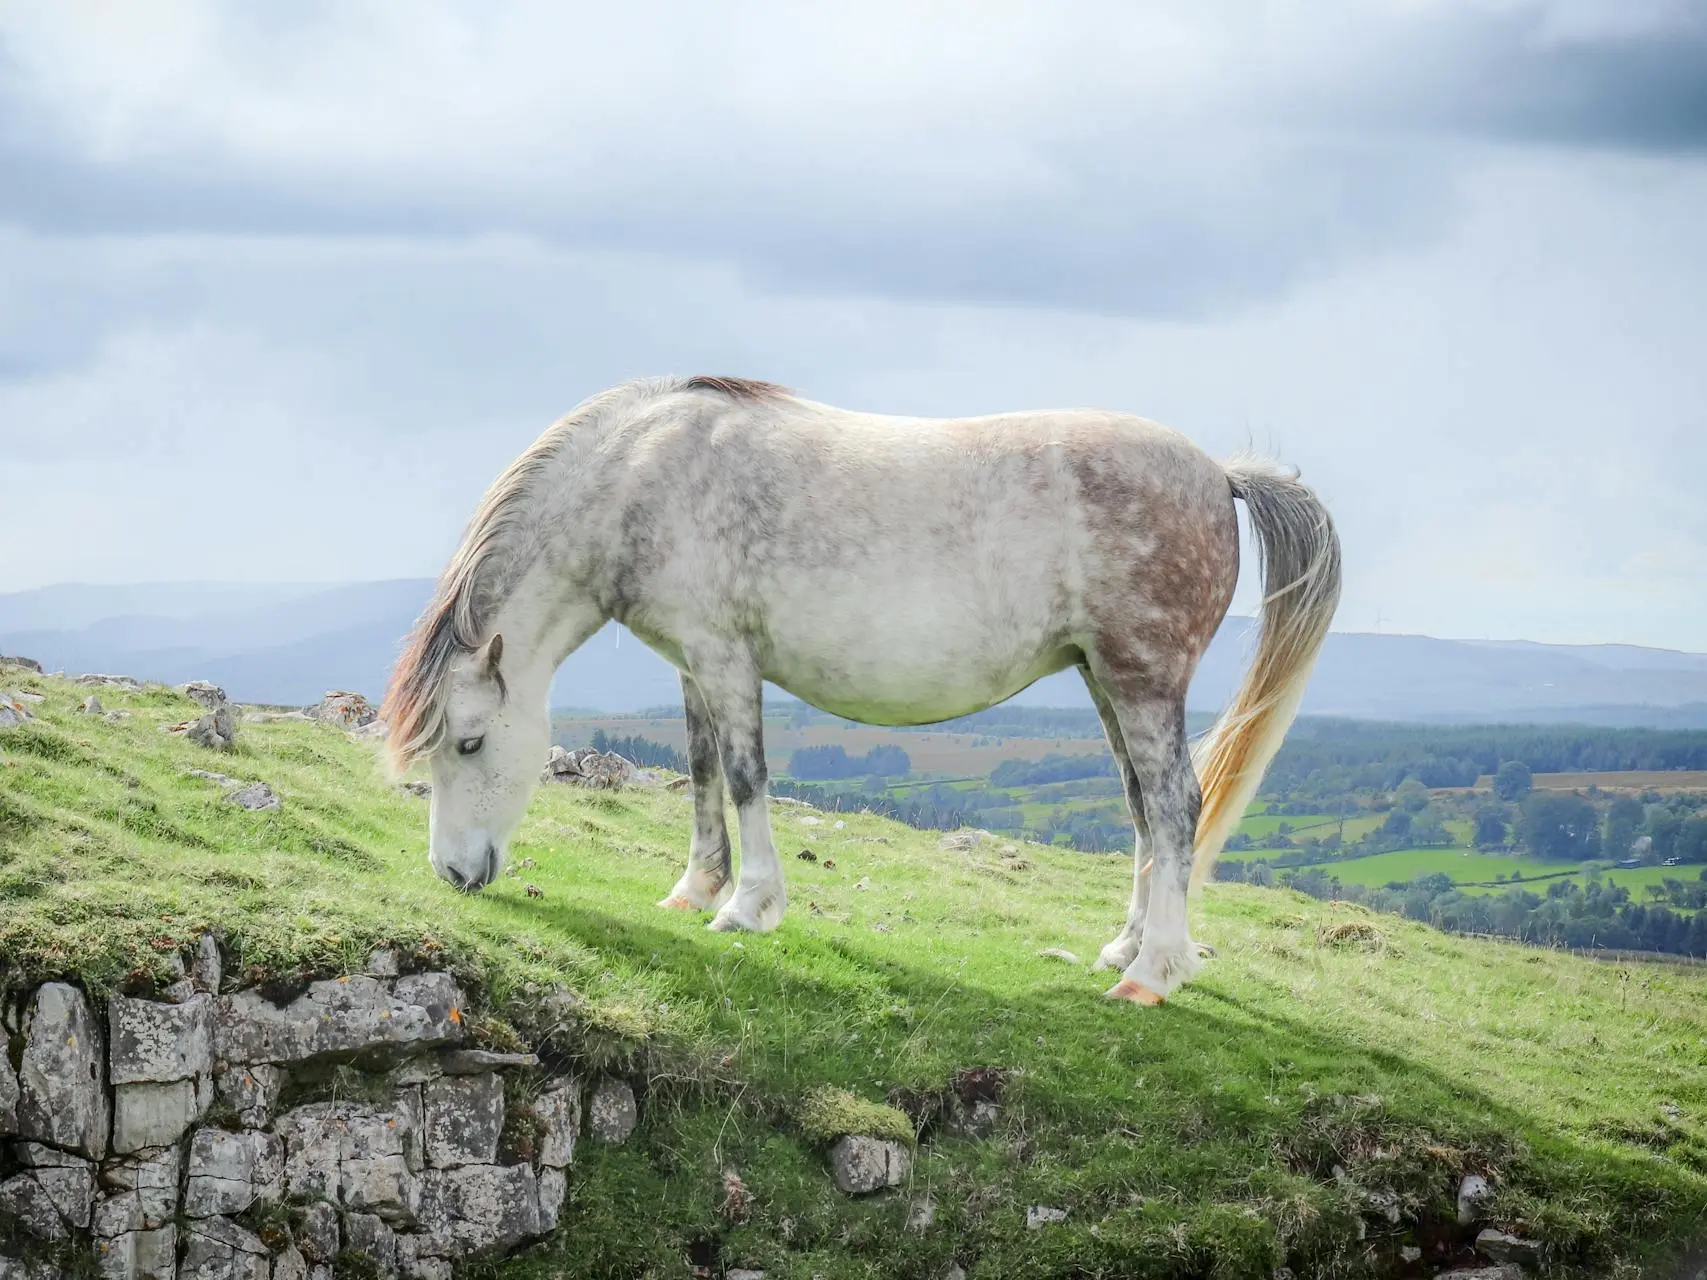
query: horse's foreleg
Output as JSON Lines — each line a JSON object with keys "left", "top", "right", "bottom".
{"left": 1094, "top": 681, "right": 1203, "bottom": 1005}
{"left": 1082, "top": 667, "right": 1153, "bottom": 974}
{"left": 687, "top": 651, "right": 787, "bottom": 934}
{"left": 658, "top": 674, "right": 734, "bottom": 912}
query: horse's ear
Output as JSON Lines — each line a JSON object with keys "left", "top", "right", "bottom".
{"left": 486, "top": 633, "right": 504, "bottom": 673}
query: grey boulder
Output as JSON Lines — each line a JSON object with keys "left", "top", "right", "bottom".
{"left": 827, "top": 1135, "right": 911, "bottom": 1195}
{"left": 18, "top": 982, "right": 110, "bottom": 1159}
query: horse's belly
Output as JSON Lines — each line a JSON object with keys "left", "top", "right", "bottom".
{"left": 759, "top": 591, "right": 1075, "bottom": 726}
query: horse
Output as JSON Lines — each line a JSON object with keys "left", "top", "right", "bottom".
{"left": 381, "top": 375, "right": 1341, "bottom": 1005}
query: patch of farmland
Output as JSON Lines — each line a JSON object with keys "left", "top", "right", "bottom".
{"left": 1471, "top": 770, "right": 1707, "bottom": 793}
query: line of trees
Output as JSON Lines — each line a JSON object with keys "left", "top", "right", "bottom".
{"left": 786, "top": 743, "right": 912, "bottom": 781}
{"left": 586, "top": 731, "right": 686, "bottom": 771}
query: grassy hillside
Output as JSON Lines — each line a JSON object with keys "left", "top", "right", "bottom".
{"left": 4, "top": 673, "right": 1707, "bottom": 1278}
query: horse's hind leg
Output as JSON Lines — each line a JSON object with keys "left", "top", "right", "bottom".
{"left": 1091, "top": 674, "right": 1203, "bottom": 1005}
{"left": 685, "top": 648, "right": 787, "bottom": 933}
{"left": 1080, "top": 665, "right": 1152, "bottom": 974}
{"left": 658, "top": 673, "right": 734, "bottom": 912}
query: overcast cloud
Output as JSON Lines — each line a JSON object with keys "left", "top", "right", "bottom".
{"left": 1, "top": 1, "right": 1703, "bottom": 648}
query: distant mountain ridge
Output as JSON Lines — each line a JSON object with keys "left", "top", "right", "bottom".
{"left": 3, "top": 580, "right": 1704, "bottom": 727}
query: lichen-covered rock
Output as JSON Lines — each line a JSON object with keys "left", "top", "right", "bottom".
{"left": 0, "top": 1155, "right": 94, "bottom": 1239}
{"left": 216, "top": 1063, "right": 287, "bottom": 1129}
{"left": 0, "top": 691, "right": 35, "bottom": 728}
{"left": 214, "top": 973, "right": 465, "bottom": 1065}
{"left": 186, "top": 702, "right": 238, "bottom": 752}
{"left": 343, "top": 1213, "right": 398, "bottom": 1271}
{"left": 109, "top": 993, "right": 213, "bottom": 1084}
{"left": 224, "top": 780, "right": 279, "bottom": 810}
{"left": 94, "top": 1223, "right": 178, "bottom": 1280}
{"left": 180, "top": 1216, "right": 270, "bottom": 1280}
{"left": 586, "top": 1076, "right": 637, "bottom": 1145}
{"left": 1475, "top": 1229, "right": 1543, "bottom": 1267}
{"left": 540, "top": 745, "right": 658, "bottom": 788}
{"left": 278, "top": 1098, "right": 422, "bottom": 1223}
{"left": 395, "top": 1236, "right": 452, "bottom": 1280}
{"left": 18, "top": 981, "right": 110, "bottom": 1159}
{"left": 190, "top": 933, "right": 223, "bottom": 994}
{"left": 271, "top": 1243, "right": 309, "bottom": 1280}
{"left": 185, "top": 1127, "right": 284, "bottom": 1217}
{"left": 827, "top": 1135, "right": 911, "bottom": 1195}
{"left": 1436, "top": 1268, "right": 1524, "bottom": 1280}
{"left": 438, "top": 1049, "right": 538, "bottom": 1075}
{"left": 296, "top": 1200, "right": 340, "bottom": 1264}
{"left": 538, "top": 1166, "right": 567, "bottom": 1233}
{"left": 534, "top": 1079, "right": 581, "bottom": 1168}
{"left": 181, "top": 681, "right": 228, "bottom": 710}
{"left": 423, "top": 1073, "right": 504, "bottom": 1169}
{"left": 96, "top": 1145, "right": 182, "bottom": 1234}
{"left": 1027, "top": 1205, "right": 1070, "bottom": 1229}
{"left": 311, "top": 690, "right": 378, "bottom": 728}
{"left": 112, "top": 1079, "right": 201, "bottom": 1154}
{"left": 416, "top": 1164, "right": 541, "bottom": 1259}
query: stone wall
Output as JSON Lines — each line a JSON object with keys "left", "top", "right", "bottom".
{"left": 1, "top": 942, "right": 633, "bottom": 1279}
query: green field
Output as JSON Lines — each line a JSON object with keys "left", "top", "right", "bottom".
{"left": 6, "top": 673, "right": 1707, "bottom": 1277}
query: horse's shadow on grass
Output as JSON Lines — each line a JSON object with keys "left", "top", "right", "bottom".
{"left": 480, "top": 892, "right": 1699, "bottom": 1223}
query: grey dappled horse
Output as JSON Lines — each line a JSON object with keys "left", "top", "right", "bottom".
{"left": 381, "top": 376, "right": 1340, "bottom": 1004}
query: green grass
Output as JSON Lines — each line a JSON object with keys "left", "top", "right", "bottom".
{"left": 4, "top": 673, "right": 1707, "bottom": 1278}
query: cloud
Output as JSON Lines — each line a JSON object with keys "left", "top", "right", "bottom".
{"left": 1, "top": 2, "right": 1702, "bottom": 316}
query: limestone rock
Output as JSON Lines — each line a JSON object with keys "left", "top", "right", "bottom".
{"left": 18, "top": 981, "right": 111, "bottom": 1159}
{"left": 186, "top": 702, "right": 238, "bottom": 752}
{"left": 110, "top": 993, "right": 213, "bottom": 1084}
{"left": 278, "top": 1098, "right": 422, "bottom": 1223}
{"left": 535, "top": 1079, "right": 581, "bottom": 1168}
{"left": 827, "top": 1135, "right": 911, "bottom": 1195}
{"left": 938, "top": 829, "right": 993, "bottom": 852}
{"left": 1027, "top": 1205, "right": 1070, "bottom": 1229}
{"left": 112, "top": 1079, "right": 200, "bottom": 1154}
{"left": 366, "top": 946, "right": 402, "bottom": 977}
{"left": 1457, "top": 1173, "right": 1495, "bottom": 1224}
{"left": 181, "top": 681, "right": 228, "bottom": 710}
{"left": 344, "top": 1213, "right": 397, "bottom": 1272}
{"left": 586, "top": 1076, "right": 637, "bottom": 1144}
{"left": 191, "top": 933, "right": 223, "bottom": 994}
{"left": 538, "top": 1166, "right": 567, "bottom": 1233}
{"left": 1476, "top": 1229, "right": 1543, "bottom": 1267}
{"left": 271, "top": 1244, "right": 309, "bottom": 1280}
{"left": 97, "top": 1145, "right": 182, "bottom": 1231}
{"left": 540, "top": 745, "right": 658, "bottom": 788}
{"left": 296, "top": 1200, "right": 340, "bottom": 1264}
{"left": 180, "top": 1216, "right": 270, "bottom": 1280}
{"left": 82, "top": 694, "right": 104, "bottom": 715}
{"left": 215, "top": 1063, "right": 286, "bottom": 1128}
{"left": 185, "top": 1127, "right": 284, "bottom": 1217}
{"left": 1437, "top": 1269, "right": 1524, "bottom": 1280}
{"left": 424, "top": 1072, "right": 504, "bottom": 1168}
{"left": 75, "top": 674, "right": 141, "bottom": 688}
{"left": 311, "top": 690, "right": 378, "bottom": 728}
{"left": 214, "top": 972, "right": 465, "bottom": 1065}
{"left": 728, "top": 1271, "right": 767, "bottom": 1280}
{"left": 225, "top": 780, "right": 280, "bottom": 811}
{"left": 417, "top": 1164, "right": 541, "bottom": 1258}
{"left": 0, "top": 1156, "right": 94, "bottom": 1239}
{"left": 946, "top": 1098, "right": 1000, "bottom": 1139}
{"left": 94, "top": 1224, "right": 178, "bottom": 1280}
{"left": 395, "top": 1236, "right": 453, "bottom": 1280}
{"left": 0, "top": 692, "right": 35, "bottom": 728}
{"left": 0, "top": 655, "right": 42, "bottom": 672}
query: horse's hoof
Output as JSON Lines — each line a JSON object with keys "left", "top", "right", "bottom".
{"left": 657, "top": 895, "right": 701, "bottom": 911}
{"left": 707, "top": 912, "right": 755, "bottom": 933}
{"left": 1104, "top": 978, "right": 1165, "bottom": 1006}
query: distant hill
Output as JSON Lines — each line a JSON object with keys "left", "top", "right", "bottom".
{"left": 4, "top": 580, "right": 1705, "bottom": 726}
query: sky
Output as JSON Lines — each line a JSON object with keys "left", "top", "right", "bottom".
{"left": 1, "top": 1, "right": 1704, "bottom": 649}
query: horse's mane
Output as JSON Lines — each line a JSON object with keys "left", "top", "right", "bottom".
{"left": 381, "top": 375, "right": 790, "bottom": 771}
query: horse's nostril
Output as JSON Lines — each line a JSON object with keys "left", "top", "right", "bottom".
{"left": 445, "top": 866, "right": 467, "bottom": 889}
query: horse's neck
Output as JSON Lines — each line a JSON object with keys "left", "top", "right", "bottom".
{"left": 488, "top": 560, "right": 605, "bottom": 699}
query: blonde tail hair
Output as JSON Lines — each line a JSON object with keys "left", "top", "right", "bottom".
{"left": 1189, "top": 458, "right": 1342, "bottom": 891}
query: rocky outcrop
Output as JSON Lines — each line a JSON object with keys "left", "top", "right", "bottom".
{"left": 0, "top": 963, "right": 614, "bottom": 1277}
{"left": 540, "top": 745, "right": 661, "bottom": 789}
{"left": 309, "top": 691, "right": 378, "bottom": 729}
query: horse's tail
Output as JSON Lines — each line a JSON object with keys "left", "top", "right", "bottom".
{"left": 1188, "top": 457, "right": 1342, "bottom": 891}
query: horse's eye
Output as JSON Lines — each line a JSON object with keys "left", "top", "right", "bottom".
{"left": 456, "top": 736, "right": 485, "bottom": 756}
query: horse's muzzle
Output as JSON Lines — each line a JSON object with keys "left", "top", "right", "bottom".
{"left": 444, "top": 845, "right": 498, "bottom": 893}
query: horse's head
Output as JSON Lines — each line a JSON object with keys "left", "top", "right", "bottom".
{"left": 426, "top": 633, "right": 548, "bottom": 892}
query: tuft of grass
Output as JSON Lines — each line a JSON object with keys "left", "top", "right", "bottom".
{"left": 3, "top": 671, "right": 1707, "bottom": 1277}
{"left": 796, "top": 1085, "right": 916, "bottom": 1147}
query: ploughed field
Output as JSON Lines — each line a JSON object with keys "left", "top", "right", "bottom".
{"left": 3, "top": 672, "right": 1707, "bottom": 1278}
